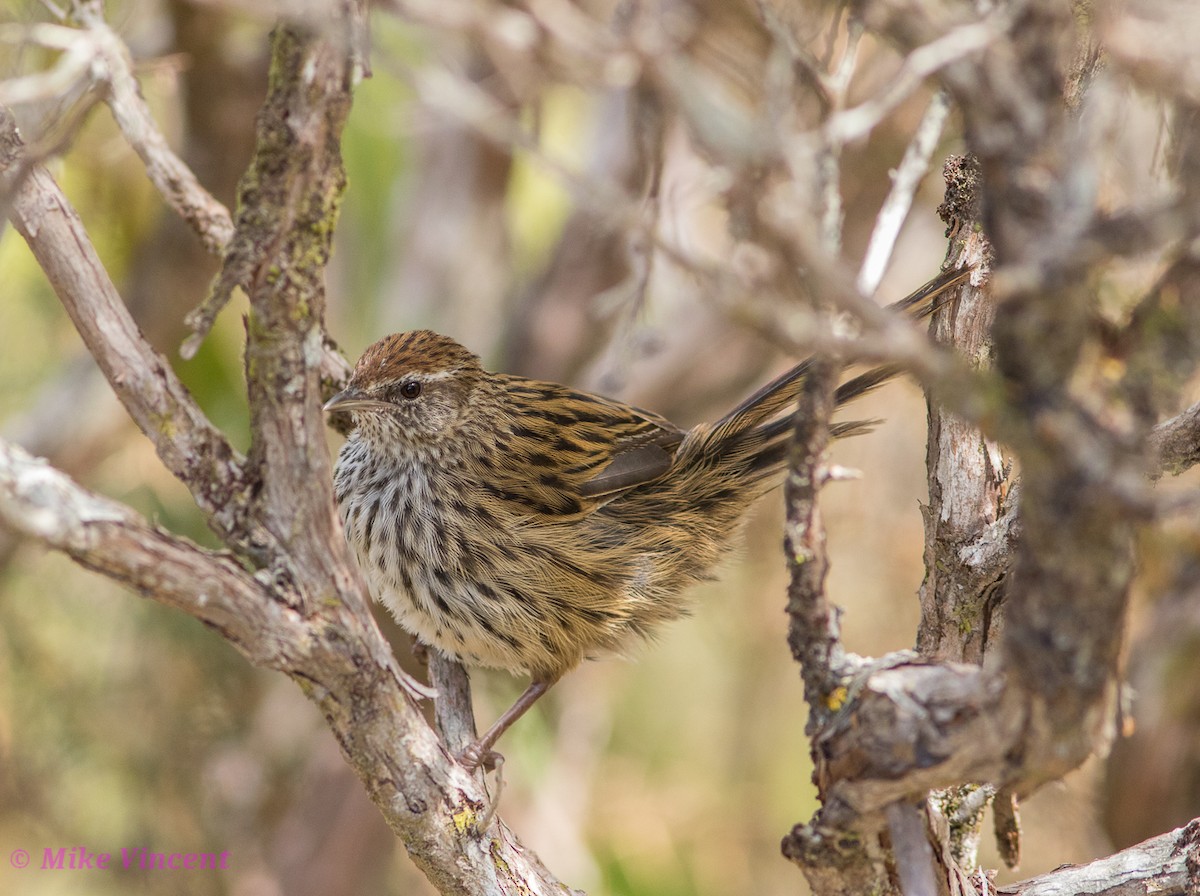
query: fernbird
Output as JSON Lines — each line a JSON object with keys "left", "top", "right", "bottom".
{"left": 326, "top": 268, "right": 967, "bottom": 768}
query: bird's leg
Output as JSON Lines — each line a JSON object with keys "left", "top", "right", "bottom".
{"left": 459, "top": 676, "right": 557, "bottom": 771}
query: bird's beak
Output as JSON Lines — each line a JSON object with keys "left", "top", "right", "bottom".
{"left": 324, "top": 386, "right": 383, "bottom": 414}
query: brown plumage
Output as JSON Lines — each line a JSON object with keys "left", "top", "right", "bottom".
{"left": 326, "top": 268, "right": 968, "bottom": 766}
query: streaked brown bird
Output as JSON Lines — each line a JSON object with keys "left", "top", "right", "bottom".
{"left": 326, "top": 268, "right": 967, "bottom": 767}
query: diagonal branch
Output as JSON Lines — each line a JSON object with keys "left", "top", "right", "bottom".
{"left": 997, "top": 820, "right": 1200, "bottom": 896}
{"left": 70, "top": 1, "right": 236, "bottom": 255}
{"left": 1151, "top": 399, "right": 1200, "bottom": 476}
{"left": 0, "top": 438, "right": 287, "bottom": 659}
{"left": 0, "top": 107, "right": 256, "bottom": 551}
{"left": 0, "top": 13, "right": 235, "bottom": 255}
{"left": 857, "top": 89, "right": 952, "bottom": 298}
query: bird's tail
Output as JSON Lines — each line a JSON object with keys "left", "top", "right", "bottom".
{"left": 679, "top": 265, "right": 972, "bottom": 482}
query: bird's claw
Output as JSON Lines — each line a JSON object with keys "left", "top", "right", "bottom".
{"left": 399, "top": 670, "right": 437, "bottom": 701}
{"left": 458, "top": 743, "right": 503, "bottom": 772}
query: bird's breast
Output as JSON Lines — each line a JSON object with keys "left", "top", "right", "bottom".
{"left": 334, "top": 444, "right": 548, "bottom": 672}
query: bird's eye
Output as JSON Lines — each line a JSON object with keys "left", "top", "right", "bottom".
{"left": 399, "top": 380, "right": 422, "bottom": 400}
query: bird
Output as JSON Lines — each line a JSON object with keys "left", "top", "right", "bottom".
{"left": 325, "top": 267, "right": 968, "bottom": 768}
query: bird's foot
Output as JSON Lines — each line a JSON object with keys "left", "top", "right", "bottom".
{"left": 458, "top": 742, "right": 504, "bottom": 772}
{"left": 399, "top": 669, "right": 437, "bottom": 701}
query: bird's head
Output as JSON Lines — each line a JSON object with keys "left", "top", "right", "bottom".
{"left": 325, "top": 330, "right": 488, "bottom": 450}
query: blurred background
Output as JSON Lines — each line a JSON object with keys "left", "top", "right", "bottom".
{"left": 0, "top": 1, "right": 1193, "bottom": 894}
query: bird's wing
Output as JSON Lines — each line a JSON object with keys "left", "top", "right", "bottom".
{"left": 486, "top": 376, "right": 685, "bottom": 517}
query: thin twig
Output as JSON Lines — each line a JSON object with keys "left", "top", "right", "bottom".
{"left": 4, "top": 14, "right": 236, "bottom": 255}
{"left": 858, "top": 89, "right": 951, "bottom": 297}
{"left": 824, "top": 13, "right": 1004, "bottom": 146}
{"left": 83, "top": 14, "right": 235, "bottom": 254}
{"left": 817, "top": 19, "right": 863, "bottom": 254}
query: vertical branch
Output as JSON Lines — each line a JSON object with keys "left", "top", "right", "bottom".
{"left": 887, "top": 802, "right": 940, "bottom": 896}
{"left": 783, "top": 360, "right": 894, "bottom": 896}
{"left": 227, "top": 17, "right": 363, "bottom": 591}
{"left": 783, "top": 356, "right": 843, "bottom": 730}
{"left": 430, "top": 650, "right": 480, "bottom": 757}
{"left": 782, "top": 16, "right": 860, "bottom": 722}
{"left": 981, "top": 28, "right": 1139, "bottom": 796}
{"left": 816, "top": 21, "right": 862, "bottom": 254}
{"left": 918, "top": 155, "right": 1009, "bottom": 665}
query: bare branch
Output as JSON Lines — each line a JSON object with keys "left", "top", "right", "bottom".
{"left": 2, "top": 16, "right": 235, "bottom": 254}
{"left": 227, "top": 16, "right": 363, "bottom": 593}
{"left": 857, "top": 89, "right": 951, "bottom": 297}
{"left": 0, "top": 23, "right": 96, "bottom": 105}
{"left": 0, "top": 440, "right": 570, "bottom": 895}
{"left": 430, "top": 651, "right": 481, "bottom": 758}
{"left": 996, "top": 820, "right": 1200, "bottom": 896}
{"left": 80, "top": 12, "right": 235, "bottom": 254}
{"left": 783, "top": 354, "right": 845, "bottom": 724}
{"left": 0, "top": 437, "right": 281, "bottom": 655}
{"left": 815, "top": 19, "right": 862, "bottom": 253}
{"left": 0, "top": 107, "right": 254, "bottom": 549}
{"left": 812, "top": 662, "right": 1016, "bottom": 823}
{"left": 823, "top": 13, "right": 1004, "bottom": 146}
{"left": 919, "top": 155, "right": 1009, "bottom": 665}
{"left": 886, "top": 801, "right": 940, "bottom": 896}
{"left": 1151, "top": 400, "right": 1200, "bottom": 477}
